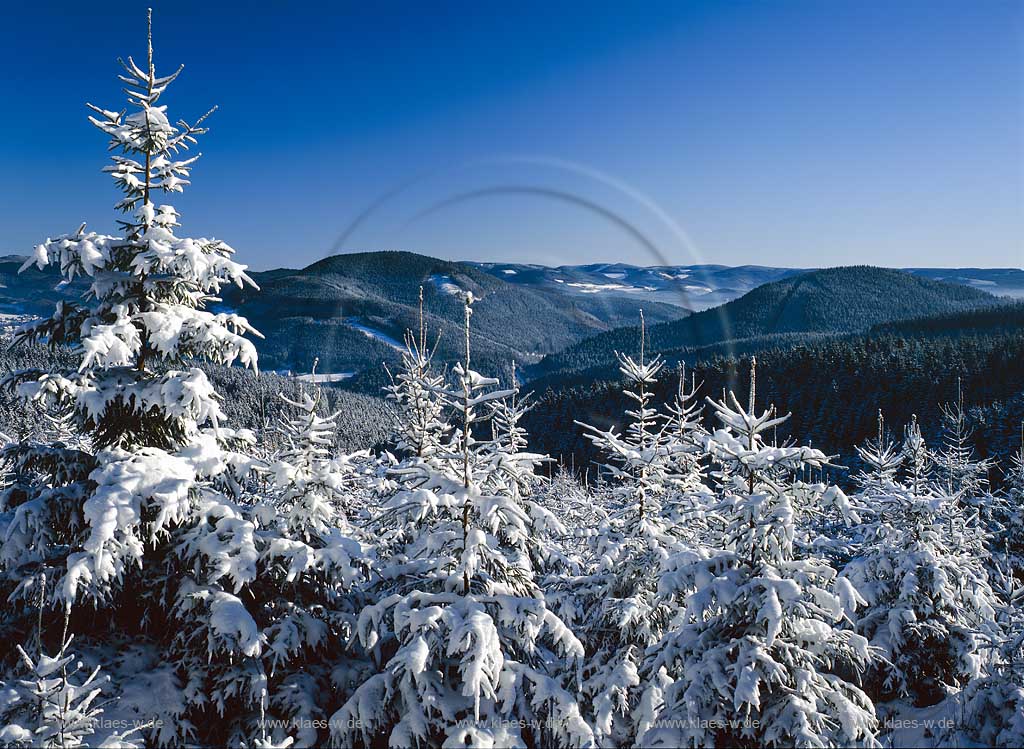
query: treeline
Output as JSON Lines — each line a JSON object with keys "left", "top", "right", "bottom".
{"left": 525, "top": 329, "right": 1024, "bottom": 488}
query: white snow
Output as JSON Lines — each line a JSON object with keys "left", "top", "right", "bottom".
{"left": 565, "top": 281, "right": 654, "bottom": 294}
{"left": 294, "top": 372, "right": 354, "bottom": 383}
{"left": 0, "top": 313, "right": 35, "bottom": 337}
{"left": 428, "top": 274, "right": 463, "bottom": 296}
{"left": 345, "top": 318, "right": 405, "bottom": 351}
{"left": 501, "top": 269, "right": 517, "bottom": 275}
{"left": 207, "top": 590, "right": 262, "bottom": 657}
{"left": 877, "top": 699, "right": 963, "bottom": 748}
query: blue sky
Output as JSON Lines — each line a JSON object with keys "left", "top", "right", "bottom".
{"left": 1, "top": 0, "right": 1021, "bottom": 270}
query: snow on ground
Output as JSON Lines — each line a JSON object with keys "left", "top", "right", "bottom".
{"left": 565, "top": 281, "right": 656, "bottom": 294}
{"left": 501, "top": 269, "right": 517, "bottom": 275}
{"left": 345, "top": 317, "right": 405, "bottom": 351}
{"left": 428, "top": 274, "right": 463, "bottom": 296}
{"left": 294, "top": 372, "right": 354, "bottom": 383}
{"left": 602, "top": 272, "right": 626, "bottom": 279}
{"left": 876, "top": 697, "right": 980, "bottom": 749}
{"left": 0, "top": 312, "right": 35, "bottom": 337}
{"left": 81, "top": 641, "right": 185, "bottom": 748}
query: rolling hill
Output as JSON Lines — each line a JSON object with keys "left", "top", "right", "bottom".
{"left": 471, "top": 262, "right": 1024, "bottom": 311}
{"left": 523, "top": 308, "right": 1024, "bottom": 489}
{"left": 1, "top": 251, "right": 689, "bottom": 383}
{"left": 530, "top": 266, "right": 1002, "bottom": 383}
{"left": 468, "top": 262, "right": 809, "bottom": 310}
{"left": 3, "top": 251, "right": 1017, "bottom": 393}
{"left": 216, "top": 251, "right": 688, "bottom": 382}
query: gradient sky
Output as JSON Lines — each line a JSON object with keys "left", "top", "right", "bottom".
{"left": 1, "top": 0, "right": 1021, "bottom": 270}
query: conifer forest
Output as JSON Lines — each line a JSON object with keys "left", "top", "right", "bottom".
{"left": 1, "top": 10, "right": 1022, "bottom": 749}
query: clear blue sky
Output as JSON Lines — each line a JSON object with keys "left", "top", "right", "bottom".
{"left": 1, "top": 0, "right": 1021, "bottom": 270}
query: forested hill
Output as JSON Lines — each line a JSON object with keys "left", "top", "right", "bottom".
{"left": 214, "top": 250, "right": 689, "bottom": 381}
{"left": 531, "top": 266, "right": 999, "bottom": 381}
{"left": 871, "top": 299, "right": 1024, "bottom": 337}
{"left": 1, "top": 250, "right": 685, "bottom": 383}
{"left": 524, "top": 309, "right": 1024, "bottom": 490}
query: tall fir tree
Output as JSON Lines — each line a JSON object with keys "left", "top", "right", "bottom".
{"left": 842, "top": 413, "right": 997, "bottom": 706}
{"left": 641, "top": 359, "right": 879, "bottom": 748}
{"left": 2, "top": 7, "right": 260, "bottom": 606}
{"left": 383, "top": 287, "right": 448, "bottom": 464}
{"left": 933, "top": 378, "right": 991, "bottom": 499}
{"left": 333, "top": 294, "right": 594, "bottom": 748}
{"left": 0, "top": 14, "right": 367, "bottom": 746}
{"left": 561, "top": 320, "right": 711, "bottom": 746}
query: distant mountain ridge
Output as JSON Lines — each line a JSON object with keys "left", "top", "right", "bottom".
{"left": 470, "top": 261, "right": 1024, "bottom": 311}
{"left": 531, "top": 265, "right": 1002, "bottom": 383}
{"left": 468, "top": 261, "right": 809, "bottom": 310}
{"left": 216, "top": 251, "right": 688, "bottom": 381}
{"left": 1, "top": 250, "right": 685, "bottom": 374}
{"left": 2, "top": 250, "right": 1018, "bottom": 387}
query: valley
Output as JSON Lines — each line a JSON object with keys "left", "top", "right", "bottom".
{"left": 4, "top": 250, "right": 1021, "bottom": 392}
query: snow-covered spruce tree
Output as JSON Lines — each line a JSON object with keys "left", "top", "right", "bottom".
{"left": 575, "top": 312, "right": 678, "bottom": 523}
{"left": 640, "top": 359, "right": 878, "bottom": 748}
{"left": 663, "top": 362, "right": 708, "bottom": 496}
{"left": 900, "top": 413, "right": 932, "bottom": 497}
{"left": 166, "top": 438, "right": 372, "bottom": 746}
{"left": 271, "top": 360, "right": 352, "bottom": 539}
{"left": 960, "top": 563, "right": 1024, "bottom": 747}
{"left": 0, "top": 630, "right": 122, "bottom": 749}
{"left": 488, "top": 360, "right": 530, "bottom": 465}
{"left": 853, "top": 410, "right": 904, "bottom": 495}
{"left": 553, "top": 318, "right": 710, "bottom": 747}
{"left": 529, "top": 466, "right": 610, "bottom": 576}
{"left": 841, "top": 418, "right": 997, "bottom": 706}
{"left": 383, "top": 286, "right": 448, "bottom": 463}
{"left": 933, "top": 378, "right": 991, "bottom": 499}
{"left": 332, "top": 293, "right": 593, "bottom": 749}
{"left": 2, "top": 6, "right": 259, "bottom": 608}
{"left": 0, "top": 15, "right": 368, "bottom": 747}
{"left": 1007, "top": 423, "right": 1024, "bottom": 493}
{"left": 485, "top": 360, "right": 571, "bottom": 576}
{"left": 994, "top": 424, "right": 1024, "bottom": 572}
{"left": 0, "top": 577, "right": 146, "bottom": 748}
